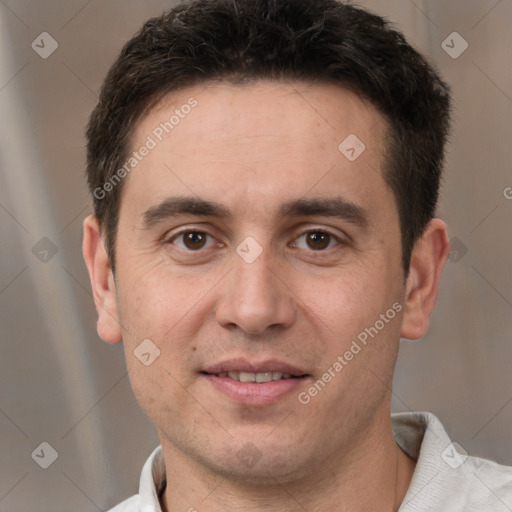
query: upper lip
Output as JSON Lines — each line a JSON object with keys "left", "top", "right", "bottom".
{"left": 203, "top": 358, "right": 308, "bottom": 377}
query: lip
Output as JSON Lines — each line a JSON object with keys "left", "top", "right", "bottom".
{"left": 201, "top": 358, "right": 310, "bottom": 406}
{"left": 203, "top": 358, "right": 308, "bottom": 376}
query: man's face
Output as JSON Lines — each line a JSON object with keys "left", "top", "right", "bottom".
{"left": 111, "top": 81, "right": 407, "bottom": 481}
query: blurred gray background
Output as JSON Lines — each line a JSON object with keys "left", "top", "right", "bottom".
{"left": 1, "top": 0, "right": 511, "bottom": 510}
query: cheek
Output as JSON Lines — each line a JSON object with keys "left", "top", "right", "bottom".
{"left": 115, "top": 259, "right": 196, "bottom": 339}
{"left": 118, "top": 274, "right": 203, "bottom": 420}
{"left": 115, "top": 266, "right": 217, "bottom": 380}
{"left": 298, "top": 265, "right": 389, "bottom": 331}
{"left": 296, "top": 258, "right": 403, "bottom": 379}
{"left": 126, "top": 356, "right": 194, "bottom": 435}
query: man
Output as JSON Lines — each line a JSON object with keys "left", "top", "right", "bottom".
{"left": 82, "top": 0, "right": 512, "bottom": 510}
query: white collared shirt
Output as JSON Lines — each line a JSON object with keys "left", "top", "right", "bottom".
{"left": 107, "top": 412, "right": 512, "bottom": 511}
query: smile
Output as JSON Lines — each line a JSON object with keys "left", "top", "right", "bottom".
{"left": 201, "top": 361, "right": 310, "bottom": 405}
{"left": 206, "top": 371, "right": 298, "bottom": 382}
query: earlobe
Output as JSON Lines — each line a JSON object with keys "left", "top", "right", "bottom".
{"left": 82, "top": 214, "right": 123, "bottom": 344}
{"left": 400, "top": 218, "right": 450, "bottom": 341}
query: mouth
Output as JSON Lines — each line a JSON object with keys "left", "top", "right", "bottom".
{"left": 202, "top": 371, "right": 303, "bottom": 383}
{"left": 201, "top": 360, "right": 310, "bottom": 405}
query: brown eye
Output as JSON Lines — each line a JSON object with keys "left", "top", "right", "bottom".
{"left": 291, "top": 230, "right": 341, "bottom": 252}
{"left": 170, "top": 231, "right": 215, "bottom": 251}
{"left": 183, "top": 232, "right": 207, "bottom": 250}
{"left": 305, "top": 232, "right": 331, "bottom": 250}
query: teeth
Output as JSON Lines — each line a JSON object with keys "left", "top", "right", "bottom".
{"left": 256, "top": 372, "right": 273, "bottom": 383}
{"left": 217, "top": 371, "right": 295, "bottom": 382}
{"left": 239, "top": 371, "right": 256, "bottom": 383}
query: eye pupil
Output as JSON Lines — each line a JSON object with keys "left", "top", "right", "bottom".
{"left": 184, "top": 232, "right": 206, "bottom": 249}
{"left": 307, "top": 232, "right": 330, "bottom": 250}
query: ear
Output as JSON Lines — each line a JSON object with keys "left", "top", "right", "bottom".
{"left": 400, "top": 218, "right": 450, "bottom": 340}
{"left": 82, "top": 214, "right": 123, "bottom": 344}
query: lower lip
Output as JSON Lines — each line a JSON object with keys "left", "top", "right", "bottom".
{"left": 203, "top": 374, "right": 307, "bottom": 405}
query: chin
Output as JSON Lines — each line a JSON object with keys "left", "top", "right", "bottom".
{"left": 199, "top": 437, "right": 316, "bottom": 485}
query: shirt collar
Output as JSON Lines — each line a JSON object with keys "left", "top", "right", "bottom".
{"left": 139, "top": 445, "right": 166, "bottom": 511}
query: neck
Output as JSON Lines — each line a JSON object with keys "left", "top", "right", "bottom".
{"left": 159, "top": 410, "right": 416, "bottom": 512}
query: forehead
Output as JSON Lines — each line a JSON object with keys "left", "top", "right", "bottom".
{"left": 122, "top": 80, "right": 393, "bottom": 224}
{"left": 134, "top": 80, "right": 386, "bottom": 150}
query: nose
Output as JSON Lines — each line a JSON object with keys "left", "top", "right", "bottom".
{"left": 215, "top": 246, "right": 296, "bottom": 336}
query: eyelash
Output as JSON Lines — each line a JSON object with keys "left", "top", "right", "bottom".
{"left": 166, "top": 228, "right": 344, "bottom": 254}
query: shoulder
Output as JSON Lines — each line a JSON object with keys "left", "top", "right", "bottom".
{"left": 393, "top": 411, "right": 512, "bottom": 511}
{"left": 463, "top": 454, "right": 512, "bottom": 507}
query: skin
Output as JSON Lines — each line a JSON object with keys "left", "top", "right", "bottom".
{"left": 83, "top": 81, "right": 450, "bottom": 511}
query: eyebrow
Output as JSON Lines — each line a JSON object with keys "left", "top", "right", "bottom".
{"left": 141, "top": 196, "right": 231, "bottom": 229}
{"left": 141, "top": 195, "right": 369, "bottom": 230}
